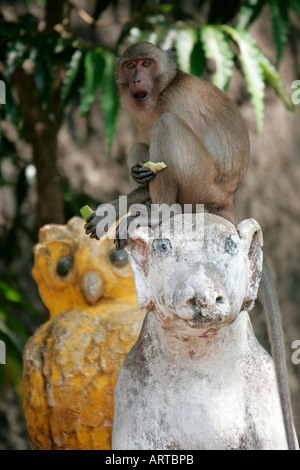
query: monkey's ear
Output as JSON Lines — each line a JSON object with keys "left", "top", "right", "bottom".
{"left": 237, "top": 219, "right": 263, "bottom": 311}
{"left": 125, "top": 225, "right": 154, "bottom": 310}
{"left": 165, "top": 47, "right": 178, "bottom": 66}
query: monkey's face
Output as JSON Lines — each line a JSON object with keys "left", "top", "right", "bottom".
{"left": 117, "top": 56, "right": 159, "bottom": 109}
{"left": 116, "top": 42, "right": 177, "bottom": 112}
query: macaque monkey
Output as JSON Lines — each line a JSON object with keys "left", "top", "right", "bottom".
{"left": 84, "top": 42, "right": 297, "bottom": 449}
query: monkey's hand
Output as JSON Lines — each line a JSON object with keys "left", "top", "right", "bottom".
{"left": 84, "top": 200, "right": 121, "bottom": 240}
{"left": 84, "top": 212, "right": 100, "bottom": 240}
{"left": 131, "top": 163, "right": 155, "bottom": 186}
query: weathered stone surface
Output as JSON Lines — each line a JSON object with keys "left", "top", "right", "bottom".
{"left": 112, "top": 213, "right": 293, "bottom": 450}
{"left": 22, "top": 217, "right": 144, "bottom": 450}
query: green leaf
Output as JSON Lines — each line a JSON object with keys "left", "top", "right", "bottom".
{"left": 0, "top": 279, "right": 41, "bottom": 324}
{"left": 61, "top": 49, "right": 85, "bottom": 108}
{"left": 0, "top": 281, "right": 24, "bottom": 303}
{"left": 100, "top": 52, "right": 119, "bottom": 154}
{"left": 79, "top": 48, "right": 105, "bottom": 115}
{"left": 0, "top": 320, "right": 24, "bottom": 356}
{"left": 190, "top": 30, "right": 206, "bottom": 78}
{"left": 200, "top": 25, "right": 234, "bottom": 91}
{"left": 259, "top": 53, "right": 294, "bottom": 111}
{"left": 174, "top": 27, "right": 195, "bottom": 73}
{"left": 268, "top": 0, "right": 289, "bottom": 65}
{"left": 223, "top": 26, "right": 265, "bottom": 131}
{"left": 0, "top": 307, "right": 28, "bottom": 342}
{"left": 290, "top": 0, "right": 300, "bottom": 18}
{"left": 79, "top": 48, "right": 119, "bottom": 153}
{"left": 235, "top": 0, "right": 266, "bottom": 29}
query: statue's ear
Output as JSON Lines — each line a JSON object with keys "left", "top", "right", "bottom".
{"left": 237, "top": 219, "right": 263, "bottom": 311}
{"left": 125, "top": 225, "right": 154, "bottom": 310}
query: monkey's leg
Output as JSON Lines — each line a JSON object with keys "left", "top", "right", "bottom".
{"left": 128, "top": 143, "right": 155, "bottom": 187}
{"left": 115, "top": 203, "right": 151, "bottom": 250}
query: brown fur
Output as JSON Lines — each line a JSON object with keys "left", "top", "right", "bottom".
{"left": 116, "top": 42, "right": 249, "bottom": 224}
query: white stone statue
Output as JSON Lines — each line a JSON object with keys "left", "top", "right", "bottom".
{"left": 112, "top": 213, "right": 296, "bottom": 450}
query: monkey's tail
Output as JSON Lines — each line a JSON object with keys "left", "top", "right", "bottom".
{"left": 261, "top": 259, "right": 298, "bottom": 450}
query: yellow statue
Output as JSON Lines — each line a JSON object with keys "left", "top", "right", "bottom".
{"left": 22, "top": 217, "right": 144, "bottom": 450}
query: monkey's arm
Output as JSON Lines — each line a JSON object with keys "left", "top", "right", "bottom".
{"left": 84, "top": 185, "right": 150, "bottom": 240}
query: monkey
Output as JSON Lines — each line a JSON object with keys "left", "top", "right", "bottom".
{"left": 84, "top": 42, "right": 297, "bottom": 450}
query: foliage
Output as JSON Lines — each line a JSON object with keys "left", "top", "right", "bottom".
{"left": 0, "top": 271, "right": 42, "bottom": 396}
{"left": 119, "top": 0, "right": 298, "bottom": 131}
{"left": 0, "top": 0, "right": 299, "bottom": 398}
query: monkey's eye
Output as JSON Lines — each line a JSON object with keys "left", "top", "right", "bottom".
{"left": 127, "top": 63, "right": 135, "bottom": 70}
{"left": 153, "top": 239, "right": 172, "bottom": 258}
{"left": 56, "top": 256, "right": 74, "bottom": 277}
{"left": 224, "top": 235, "right": 239, "bottom": 255}
{"left": 109, "top": 250, "right": 129, "bottom": 267}
{"left": 142, "top": 60, "right": 152, "bottom": 67}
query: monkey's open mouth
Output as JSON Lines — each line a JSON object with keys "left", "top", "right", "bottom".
{"left": 134, "top": 92, "right": 148, "bottom": 101}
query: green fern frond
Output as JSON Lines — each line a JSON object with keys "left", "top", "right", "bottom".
{"left": 222, "top": 26, "right": 265, "bottom": 131}
{"left": 290, "top": 0, "right": 300, "bottom": 18}
{"left": 259, "top": 53, "right": 294, "bottom": 111}
{"left": 200, "top": 25, "right": 234, "bottom": 91}
{"left": 174, "top": 27, "right": 196, "bottom": 73}
{"left": 79, "top": 47, "right": 105, "bottom": 115}
{"left": 61, "top": 49, "right": 85, "bottom": 109}
{"left": 100, "top": 52, "right": 119, "bottom": 155}
{"left": 235, "top": 0, "right": 266, "bottom": 29}
{"left": 268, "top": 0, "right": 290, "bottom": 66}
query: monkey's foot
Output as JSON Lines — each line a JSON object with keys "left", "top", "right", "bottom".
{"left": 115, "top": 205, "right": 151, "bottom": 250}
{"left": 115, "top": 215, "right": 136, "bottom": 250}
{"left": 131, "top": 163, "right": 155, "bottom": 186}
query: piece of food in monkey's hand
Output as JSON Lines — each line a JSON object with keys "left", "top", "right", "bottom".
{"left": 80, "top": 205, "right": 93, "bottom": 222}
{"left": 142, "top": 161, "right": 167, "bottom": 173}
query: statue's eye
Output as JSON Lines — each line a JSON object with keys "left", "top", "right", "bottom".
{"left": 225, "top": 235, "right": 238, "bottom": 255}
{"left": 109, "top": 250, "right": 129, "bottom": 267}
{"left": 153, "top": 239, "right": 172, "bottom": 258}
{"left": 127, "top": 63, "right": 135, "bottom": 70}
{"left": 56, "top": 256, "right": 74, "bottom": 277}
{"left": 142, "top": 60, "right": 151, "bottom": 67}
